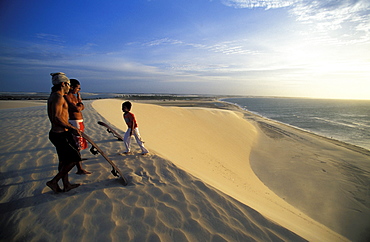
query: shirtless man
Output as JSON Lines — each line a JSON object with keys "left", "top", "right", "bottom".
{"left": 46, "top": 72, "right": 81, "bottom": 193}
{"left": 65, "top": 79, "right": 90, "bottom": 174}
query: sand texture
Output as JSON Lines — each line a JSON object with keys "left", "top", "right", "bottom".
{"left": 0, "top": 99, "right": 369, "bottom": 241}
{"left": 0, "top": 100, "right": 46, "bottom": 109}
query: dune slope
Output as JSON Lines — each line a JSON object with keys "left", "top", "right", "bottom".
{"left": 93, "top": 99, "right": 349, "bottom": 241}
{"left": 0, "top": 101, "right": 305, "bottom": 241}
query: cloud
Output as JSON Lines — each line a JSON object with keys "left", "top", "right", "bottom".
{"left": 142, "top": 38, "right": 184, "bottom": 47}
{"left": 139, "top": 37, "right": 257, "bottom": 56}
{"left": 204, "top": 41, "right": 258, "bottom": 55}
{"left": 0, "top": 42, "right": 67, "bottom": 65}
{"left": 222, "top": 0, "right": 370, "bottom": 42}
{"left": 291, "top": 0, "right": 370, "bottom": 30}
{"left": 220, "top": 0, "right": 296, "bottom": 9}
{"left": 81, "top": 43, "right": 98, "bottom": 51}
{"left": 36, "top": 33, "right": 66, "bottom": 45}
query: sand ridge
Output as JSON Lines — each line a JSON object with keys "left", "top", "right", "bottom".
{"left": 0, "top": 101, "right": 306, "bottom": 241}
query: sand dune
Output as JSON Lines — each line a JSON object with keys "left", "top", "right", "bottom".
{"left": 1, "top": 99, "right": 369, "bottom": 241}
{"left": 0, "top": 101, "right": 304, "bottom": 241}
{"left": 92, "top": 99, "right": 365, "bottom": 241}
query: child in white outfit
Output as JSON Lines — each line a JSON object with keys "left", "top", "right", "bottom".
{"left": 122, "top": 101, "right": 149, "bottom": 155}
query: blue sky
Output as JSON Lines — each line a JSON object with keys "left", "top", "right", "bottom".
{"left": 0, "top": 0, "right": 369, "bottom": 99}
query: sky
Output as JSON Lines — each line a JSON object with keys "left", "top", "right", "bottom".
{"left": 0, "top": 0, "right": 369, "bottom": 99}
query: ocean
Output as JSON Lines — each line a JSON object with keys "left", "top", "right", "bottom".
{"left": 222, "top": 97, "right": 370, "bottom": 151}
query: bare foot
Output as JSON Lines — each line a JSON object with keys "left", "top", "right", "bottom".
{"left": 141, "top": 152, "right": 149, "bottom": 156}
{"left": 76, "top": 170, "right": 91, "bottom": 175}
{"left": 63, "top": 183, "right": 80, "bottom": 192}
{"left": 123, "top": 152, "right": 131, "bottom": 155}
{"left": 46, "top": 181, "right": 63, "bottom": 193}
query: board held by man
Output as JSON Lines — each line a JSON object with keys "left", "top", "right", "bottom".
{"left": 81, "top": 132, "right": 128, "bottom": 186}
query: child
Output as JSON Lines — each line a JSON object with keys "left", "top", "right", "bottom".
{"left": 122, "top": 101, "right": 149, "bottom": 155}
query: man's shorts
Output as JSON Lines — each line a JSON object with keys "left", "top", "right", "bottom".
{"left": 49, "top": 131, "right": 82, "bottom": 165}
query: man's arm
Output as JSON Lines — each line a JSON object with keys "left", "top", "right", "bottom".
{"left": 77, "top": 92, "right": 85, "bottom": 111}
{"left": 64, "top": 94, "right": 84, "bottom": 112}
{"left": 77, "top": 92, "right": 83, "bottom": 103}
{"left": 53, "top": 95, "right": 81, "bottom": 135}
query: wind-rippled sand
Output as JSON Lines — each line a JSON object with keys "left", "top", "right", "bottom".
{"left": 0, "top": 102, "right": 304, "bottom": 241}
{"left": 1, "top": 99, "right": 369, "bottom": 241}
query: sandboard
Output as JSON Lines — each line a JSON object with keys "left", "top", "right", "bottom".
{"left": 98, "top": 121, "right": 124, "bottom": 141}
{"left": 81, "top": 132, "right": 128, "bottom": 186}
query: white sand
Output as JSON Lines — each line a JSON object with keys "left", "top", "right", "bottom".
{"left": 1, "top": 99, "right": 369, "bottom": 241}
{"left": 0, "top": 100, "right": 46, "bottom": 109}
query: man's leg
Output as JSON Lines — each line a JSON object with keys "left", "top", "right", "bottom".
{"left": 46, "top": 162, "right": 80, "bottom": 193}
{"left": 76, "top": 162, "right": 91, "bottom": 174}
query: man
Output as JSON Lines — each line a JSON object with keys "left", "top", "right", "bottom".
{"left": 46, "top": 72, "right": 81, "bottom": 193}
{"left": 64, "top": 78, "right": 90, "bottom": 174}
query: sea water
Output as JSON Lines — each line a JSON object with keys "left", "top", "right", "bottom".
{"left": 222, "top": 97, "right": 370, "bottom": 151}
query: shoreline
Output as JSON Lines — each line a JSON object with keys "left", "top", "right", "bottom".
{"left": 220, "top": 98, "right": 370, "bottom": 152}
{"left": 137, "top": 98, "right": 370, "bottom": 154}
{"left": 1, "top": 98, "right": 369, "bottom": 154}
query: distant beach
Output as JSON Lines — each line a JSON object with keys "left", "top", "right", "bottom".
{"left": 223, "top": 97, "right": 370, "bottom": 150}
{"left": 0, "top": 95, "right": 369, "bottom": 241}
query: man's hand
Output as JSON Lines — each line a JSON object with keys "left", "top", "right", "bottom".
{"left": 70, "top": 126, "right": 82, "bottom": 136}
{"left": 77, "top": 93, "right": 82, "bottom": 103}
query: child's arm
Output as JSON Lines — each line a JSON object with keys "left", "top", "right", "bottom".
{"left": 130, "top": 120, "right": 134, "bottom": 135}
{"left": 129, "top": 113, "right": 136, "bottom": 135}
